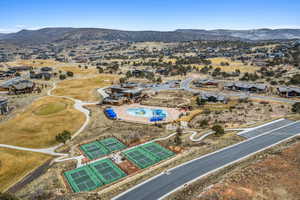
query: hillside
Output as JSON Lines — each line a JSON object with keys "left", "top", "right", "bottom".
{"left": 0, "top": 28, "right": 241, "bottom": 45}
{"left": 1, "top": 27, "right": 300, "bottom": 45}
{"left": 176, "top": 28, "right": 300, "bottom": 40}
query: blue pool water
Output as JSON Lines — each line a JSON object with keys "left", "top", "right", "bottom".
{"left": 127, "top": 107, "right": 167, "bottom": 119}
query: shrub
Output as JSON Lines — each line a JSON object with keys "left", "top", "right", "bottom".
{"left": 292, "top": 102, "right": 300, "bottom": 113}
{"left": 212, "top": 125, "right": 225, "bottom": 136}
{"left": 55, "top": 130, "right": 71, "bottom": 144}
{"left": 59, "top": 74, "right": 66, "bottom": 80}
{"left": 199, "top": 119, "right": 209, "bottom": 127}
{"left": 196, "top": 97, "right": 206, "bottom": 106}
{"left": 174, "top": 133, "right": 182, "bottom": 146}
{"left": 0, "top": 193, "right": 20, "bottom": 200}
{"left": 66, "top": 71, "right": 74, "bottom": 77}
{"left": 98, "top": 67, "right": 104, "bottom": 73}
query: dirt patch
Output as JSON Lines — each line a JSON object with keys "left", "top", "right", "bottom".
{"left": 142, "top": 90, "right": 193, "bottom": 108}
{"left": 190, "top": 100, "right": 290, "bottom": 129}
{"left": 118, "top": 160, "right": 139, "bottom": 175}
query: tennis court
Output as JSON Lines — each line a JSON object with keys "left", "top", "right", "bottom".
{"left": 99, "top": 137, "right": 127, "bottom": 152}
{"left": 80, "top": 141, "right": 109, "bottom": 160}
{"left": 64, "top": 166, "right": 102, "bottom": 192}
{"left": 89, "top": 159, "right": 126, "bottom": 184}
{"left": 141, "top": 142, "right": 175, "bottom": 161}
{"left": 123, "top": 147, "right": 159, "bottom": 169}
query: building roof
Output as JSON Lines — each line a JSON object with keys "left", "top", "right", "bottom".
{"left": 103, "top": 97, "right": 122, "bottom": 103}
{"left": 121, "top": 82, "right": 140, "bottom": 88}
{"left": 0, "top": 77, "right": 22, "bottom": 88}
{"left": 0, "top": 98, "right": 8, "bottom": 105}
{"left": 194, "top": 79, "right": 218, "bottom": 84}
{"left": 9, "top": 80, "right": 34, "bottom": 90}
{"left": 40, "top": 67, "right": 53, "bottom": 71}
{"left": 224, "top": 82, "right": 267, "bottom": 90}
{"left": 122, "top": 88, "right": 143, "bottom": 94}
{"left": 277, "top": 86, "right": 300, "bottom": 93}
{"left": 8, "top": 66, "right": 33, "bottom": 71}
{"left": 199, "top": 92, "right": 227, "bottom": 101}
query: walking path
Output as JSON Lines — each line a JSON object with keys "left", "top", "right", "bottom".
{"left": 189, "top": 128, "right": 249, "bottom": 142}
{"left": 1, "top": 75, "right": 299, "bottom": 193}
{"left": 0, "top": 82, "right": 100, "bottom": 162}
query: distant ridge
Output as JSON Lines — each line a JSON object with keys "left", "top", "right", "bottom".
{"left": 176, "top": 28, "right": 300, "bottom": 40}
{"left": 1, "top": 27, "right": 300, "bottom": 44}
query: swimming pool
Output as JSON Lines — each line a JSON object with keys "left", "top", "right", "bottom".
{"left": 127, "top": 107, "right": 167, "bottom": 119}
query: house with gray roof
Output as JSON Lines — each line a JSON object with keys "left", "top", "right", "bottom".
{"left": 103, "top": 83, "right": 146, "bottom": 105}
{"left": 193, "top": 79, "right": 218, "bottom": 87}
{"left": 198, "top": 92, "right": 228, "bottom": 103}
{"left": 4, "top": 79, "right": 36, "bottom": 95}
{"left": 277, "top": 86, "right": 300, "bottom": 98}
{"left": 224, "top": 82, "right": 267, "bottom": 93}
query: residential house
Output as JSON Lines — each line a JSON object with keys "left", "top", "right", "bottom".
{"left": 198, "top": 92, "right": 228, "bottom": 103}
{"left": 0, "top": 78, "right": 36, "bottom": 95}
{"left": 252, "top": 59, "right": 268, "bottom": 67}
{"left": 0, "top": 70, "right": 16, "bottom": 79}
{"left": 103, "top": 84, "right": 146, "bottom": 105}
{"left": 8, "top": 80, "right": 36, "bottom": 95}
{"left": 30, "top": 72, "right": 52, "bottom": 80}
{"left": 193, "top": 79, "right": 218, "bottom": 88}
{"left": 40, "top": 67, "right": 53, "bottom": 72}
{"left": 0, "top": 98, "right": 9, "bottom": 115}
{"left": 8, "top": 66, "right": 33, "bottom": 72}
{"left": 224, "top": 82, "right": 267, "bottom": 93}
{"left": 277, "top": 87, "right": 300, "bottom": 98}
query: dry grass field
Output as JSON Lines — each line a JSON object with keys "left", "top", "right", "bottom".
{"left": 0, "top": 96, "right": 85, "bottom": 148}
{"left": 179, "top": 99, "right": 241, "bottom": 122}
{"left": 194, "top": 57, "right": 259, "bottom": 73}
{"left": 6, "top": 59, "right": 61, "bottom": 68}
{"left": 133, "top": 42, "right": 175, "bottom": 50}
{"left": 52, "top": 74, "right": 119, "bottom": 101}
{"left": 0, "top": 147, "right": 52, "bottom": 192}
{"left": 57, "top": 65, "right": 99, "bottom": 76}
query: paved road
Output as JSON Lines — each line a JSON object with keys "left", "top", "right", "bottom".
{"left": 114, "top": 121, "right": 300, "bottom": 200}
{"left": 238, "top": 118, "right": 294, "bottom": 138}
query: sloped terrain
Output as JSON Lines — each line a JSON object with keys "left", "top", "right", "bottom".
{"left": 197, "top": 139, "right": 300, "bottom": 200}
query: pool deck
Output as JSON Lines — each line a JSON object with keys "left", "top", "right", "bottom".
{"left": 112, "top": 104, "right": 181, "bottom": 124}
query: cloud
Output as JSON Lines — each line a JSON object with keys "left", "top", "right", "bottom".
{"left": 15, "top": 25, "right": 26, "bottom": 29}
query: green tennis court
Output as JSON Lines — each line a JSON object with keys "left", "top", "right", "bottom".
{"left": 123, "top": 147, "right": 159, "bottom": 169}
{"left": 89, "top": 159, "right": 126, "bottom": 184}
{"left": 80, "top": 141, "right": 109, "bottom": 160}
{"left": 64, "top": 166, "right": 103, "bottom": 192}
{"left": 99, "top": 137, "right": 127, "bottom": 152}
{"left": 141, "top": 142, "right": 175, "bottom": 161}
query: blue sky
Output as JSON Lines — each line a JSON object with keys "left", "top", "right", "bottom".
{"left": 0, "top": 0, "right": 300, "bottom": 33}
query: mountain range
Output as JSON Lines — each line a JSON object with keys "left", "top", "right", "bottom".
{"left": 0, "top": 27, "right": 300, "bottom": 45}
